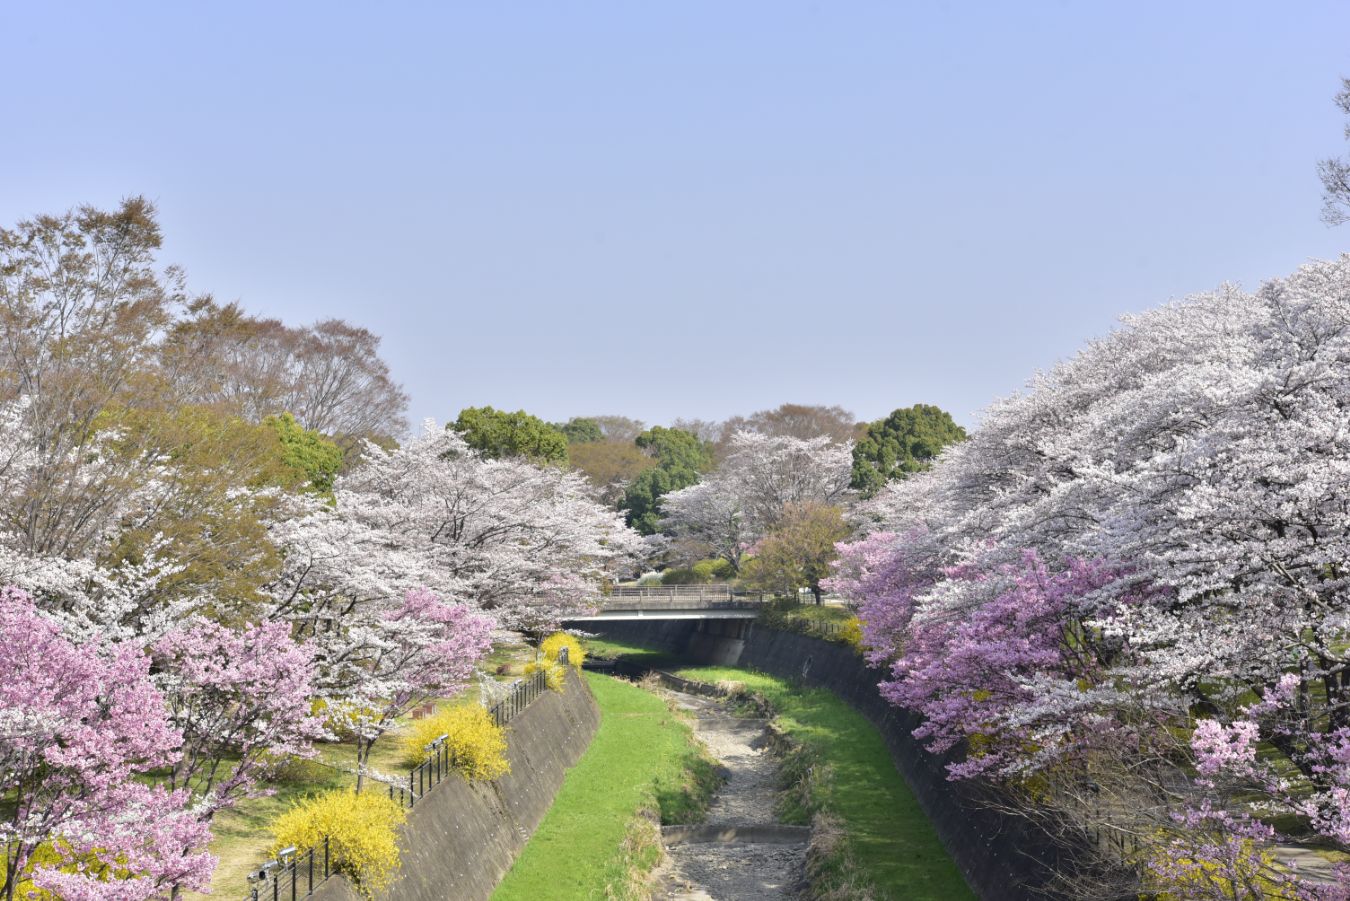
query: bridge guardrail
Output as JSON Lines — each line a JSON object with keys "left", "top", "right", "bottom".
{"left": 591, "top": 586, "right": 769, "bottom": 612}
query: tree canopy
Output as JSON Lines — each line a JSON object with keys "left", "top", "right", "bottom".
{"left": 450, "top": 406, "right": 569, "bottom": 465}
{"left": 833, "top": 257, "right": 1350, "bottom": 896}
{"left": 723, "top": 403, "right": 859, "bottom": 444}
{"left": 661, "top": 431, "right": 852, "bottom": 569}
{"left": 568, "top": 440, "right": 658, "bottom": 506}
{"left": 1319, "top": 77, "right": 1350, "bottom": 225}
{"left": 0, "top": 199, "right": 650, "bottom": 898}
{"left": 553, "top": 417, "right": 604, "bottom": 444}
{"left": 265, "top": 412, "right": 344, "bottom": 496}
{"left": 620, "top": 427, "right": 713, "bottom": 534}
{"left": 849, "top": 404, "right": 966, "bottom": 497}
{"left": 742, "top": 502, "right": 849, "bottom": 604}
{"left": 589, "top": 415, "right": 646, "bottom": 442}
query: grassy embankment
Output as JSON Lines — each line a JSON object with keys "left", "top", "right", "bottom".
{"left": 587, "top": 636, "right": 972, "bottom": 901}
{"left": 185, "top": 640, "right": 535, "bottom": 899}
{"left": 491, "top": 672, "right": 720, "bottom": 901}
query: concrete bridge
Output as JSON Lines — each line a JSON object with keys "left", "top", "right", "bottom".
{"left": 564, "top": 586, "right": 768, "bottom": 622}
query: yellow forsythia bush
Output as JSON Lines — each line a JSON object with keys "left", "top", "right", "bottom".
{"left": 1145, "top": 836, "right": 1283, "bottom": 900}
{"left": 540, "top": 631, "right": 586, "bottom": 668}
{"left": 838, "top": 616, "right": 864, "bottom": 650}
{"left": 6, "top": 842, "right": 112, "bottom": 900}
{"left": 400, "top": 703, "right": 510, "bottom": 780}
{"left": 269, "top": 789, "right": 406, "bottom": 894}
{"left": 524, "top": 659, "right": 567, "bottom": 691}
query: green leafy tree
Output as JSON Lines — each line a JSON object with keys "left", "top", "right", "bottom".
{"left": 621, "top": 427, "right": 713, "bottom": 534}
{"left": 450, "top": 406, "right": 569, "bottom": 465}
{"left": 554, "top": 417, "right": 604, "bottom": 444}
{"left": 264, "top": 412, "right": 344, "bottom": 496}
{"left": 98, "top": 404, "right": 301, "bottom": 614}
{"left": 850, "top": 404, "right": 966, "bottom": 497}
{"left": 741, "top": 502, "right": 850, "bottom": 604}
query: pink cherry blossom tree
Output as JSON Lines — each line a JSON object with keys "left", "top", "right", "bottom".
{"left": 0, "top": 586, "right": 213, "bottom": 900}
{"left": 153, "top": 617, "right": 322, "bottom": 817}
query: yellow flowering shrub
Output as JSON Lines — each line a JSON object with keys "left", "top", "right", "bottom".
{"left": 6, "top": 842, "right": 122, "bottom": 899}
{"left": 540, "top": 631, "right": 586, "bottom": 668}
{"left": 525, "top": 659, "right": 567, "bottom": 691}
{"left": 269, "top": 789, "right": 406, "bottom": 895}
{"left": 1144, "top": 837, "right": 1283, "bottom": 900}
{"left": 838, "top": 616, "right": 863, "bottom": 650}
{"left": 400, "top": 703, "right": 510, "bottom": 780}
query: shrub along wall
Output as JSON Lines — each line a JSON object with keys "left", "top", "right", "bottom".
{"left": 312, "top": 665, "right": 600, "bottom": 901}
{"left": 592, "top": 619, "right": 1076, "bottom": 901}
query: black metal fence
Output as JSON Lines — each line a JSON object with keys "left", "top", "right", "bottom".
{"left": 244, "top": 648, "right": 570, "bottom": 899}
{"left": 398, "top": 647, "right": 568, "bottom": 808}
{"left": 246, "top": 837, "right": 332, "bottom": 901}
{"left": 486, "top": 667, "right": 547, "bottom": 729}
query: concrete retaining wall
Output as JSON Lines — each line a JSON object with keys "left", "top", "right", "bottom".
{"left": 593, "top": 619, "right": 1073, "bottom": 900}
{"left": 312, "top": 666, "right": 600, "bottom": 901}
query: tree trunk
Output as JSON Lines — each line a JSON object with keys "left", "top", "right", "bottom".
{"left": 811, "top": 585, "right": 823, "bottom": 605}
{"left": 354, "top": 740, "right": 369, "bottom": 793}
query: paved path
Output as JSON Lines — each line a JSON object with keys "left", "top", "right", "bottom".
{"left": 656, "top": 691, "right": 806, "bottom": 900}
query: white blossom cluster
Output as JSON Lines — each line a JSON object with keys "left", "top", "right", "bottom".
{"left": 867, "top": 255, "right": 1350, "bottom": 720}
{"left": 661, "top": 430, "right": 853, "bottom": 568}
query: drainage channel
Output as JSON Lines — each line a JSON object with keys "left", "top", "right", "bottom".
{"left": 655, "top": 688, "right": 808, "bottom": 900}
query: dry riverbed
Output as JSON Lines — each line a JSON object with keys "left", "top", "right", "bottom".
{"left": 656, "top": 689, "right": 807, "bottom": 900}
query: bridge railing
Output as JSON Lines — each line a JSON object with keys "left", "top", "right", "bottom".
{"left": 605, "top": 585, "right": 738, "bottom": 600}
{"left": 591, "top": 588, "right": 768, "bottom": 612}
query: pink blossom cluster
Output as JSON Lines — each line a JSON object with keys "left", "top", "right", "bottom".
{"left": 0, "top": 586, "right": 214, "bottom": 898}
{"left": 154, "top": 617, "right": 323, "bottom": 813}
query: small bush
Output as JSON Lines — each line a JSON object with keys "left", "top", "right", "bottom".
{"left": 662, "top": 559, "right": 734, "bottom": 585}
{"left": 400, "top": 703, "right": 510, "bottom": 780}
{"left": 269, "top": 789, "right": 406, "bottom": 895}
{"left": 636, "top": 571, "right": 663, "bottom": 586}
{"left": 692, "top": 558, "right": 734, "bottom": 581}
{"left": 525, "top": 659, "right": 567, "bottom": 691}
{"left": 661, "top": 566, "right": 698, "bottom": 585}
{"left": 540, "top": 632, "right": 586, "bottom": 668}
{"left": 838, "top": 616, "right": 864, "bottom": 650}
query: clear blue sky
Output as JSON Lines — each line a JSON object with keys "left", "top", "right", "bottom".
{"left": 5, "top": 2, "right": 1350, "bottom": 429}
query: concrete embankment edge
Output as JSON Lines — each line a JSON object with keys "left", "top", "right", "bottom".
{"left": 312, "top": 665, "right": 600, "bottom": 901}
{"left": 593, "top": 619, "right": 1074, "bottom": 901}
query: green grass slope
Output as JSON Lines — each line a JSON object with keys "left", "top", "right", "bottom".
{"left": 491, "top": 673, "right": 717, "bottom": 901}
